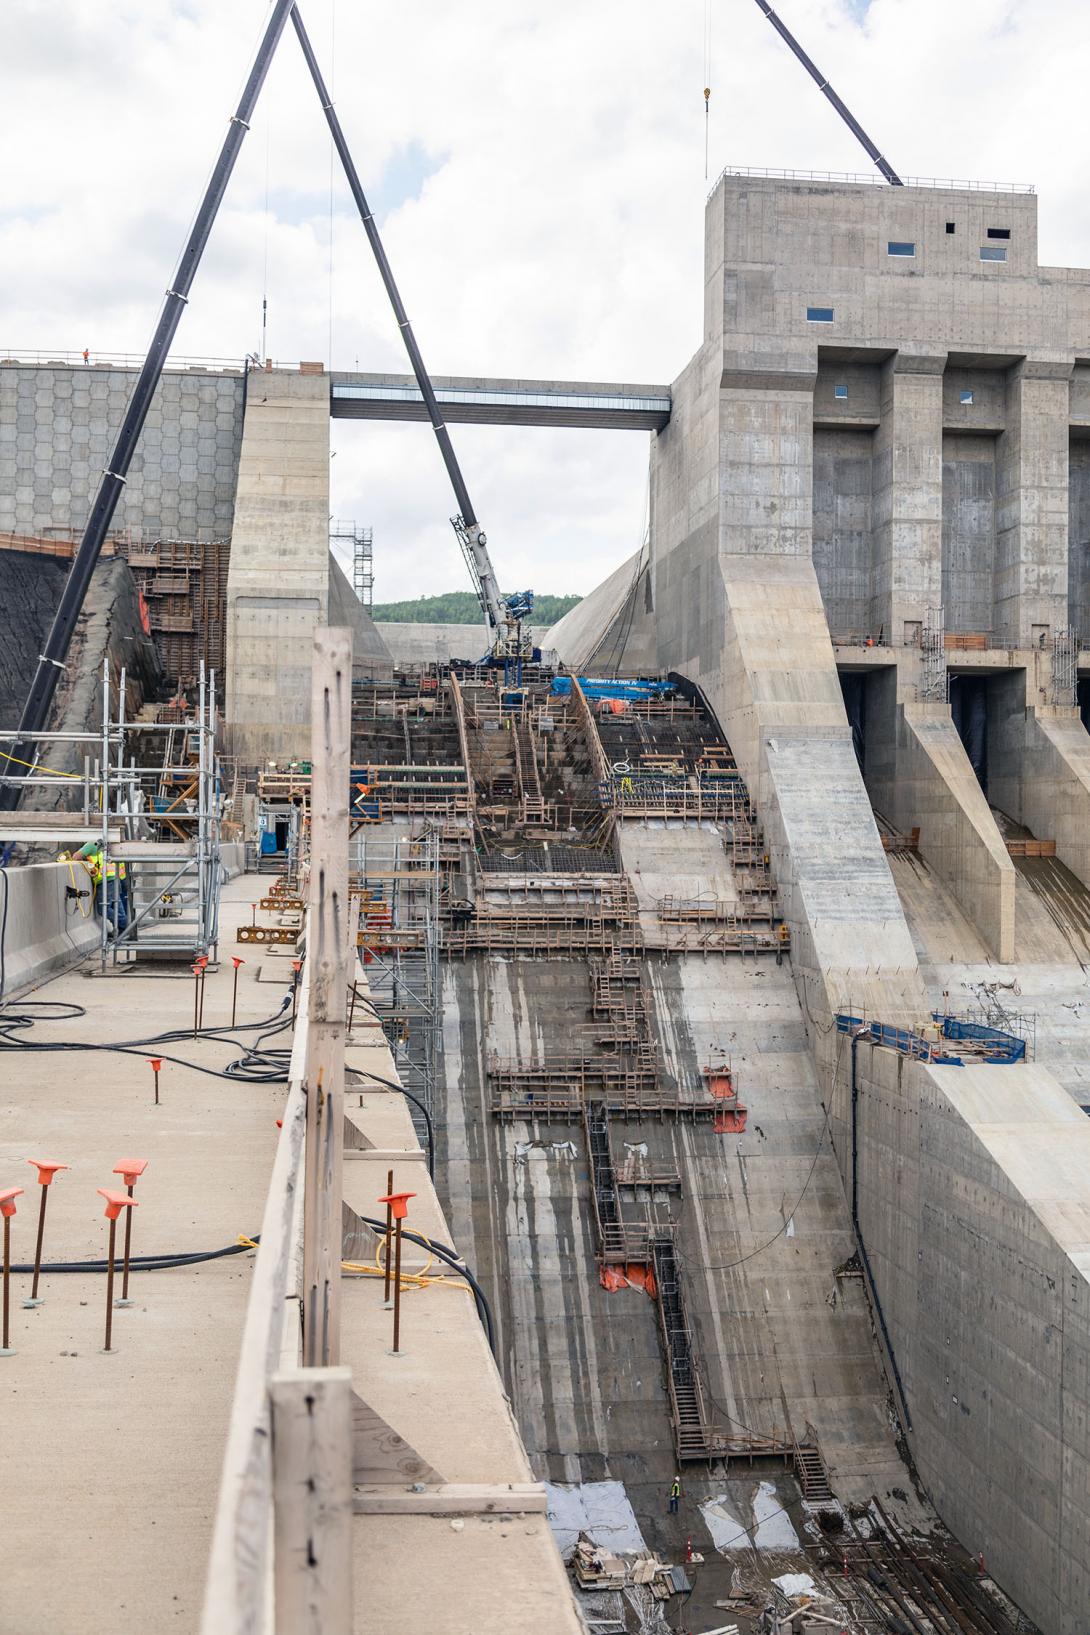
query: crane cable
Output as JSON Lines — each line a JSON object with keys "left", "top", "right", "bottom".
{"left": 703, "top": 0, "right": 712, "bottom": 179}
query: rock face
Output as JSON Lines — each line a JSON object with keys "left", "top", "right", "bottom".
{"left": 0, "top": 549, "right": 69, "bottom": 729}
{"left": 0, "top": 549, "right": 161, "bottom": 814}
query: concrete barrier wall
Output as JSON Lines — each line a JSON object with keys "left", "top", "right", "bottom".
{"left": 877, "top": 699, "right": 1015, "bottom": 962}
{"left": 0, "top": 861, "right": 99, "bottom": 997}
{"left": 1021, "top": 708, "right": 1090, "bottom": 889}
{"left": 847, "top": 1040, "right": 1090, "bottom": 1635}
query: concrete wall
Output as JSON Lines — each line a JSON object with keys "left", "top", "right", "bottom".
{"left": 811, "top": 427, "right": 872, "bottom": 636}
{"left": 943, "top": 432, "right": 997, "bottom": 635}
{"left": 0, "top": 862, "right": 99, "bottom": 995}
{"left": 0, "top": 362, "right": 244, "bottom": 541}
{"left": 847, "top": 1042, "right": 1090, "bottom": 1635}
{"left": 224, "top": 371, "right": 331, "bottom": 763}
{"left": 989, "top": 668, "right": 1090, "bottom": 890}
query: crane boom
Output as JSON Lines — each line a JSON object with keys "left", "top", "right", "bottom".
{"left": 0, "top": 0, "right": 297, "bottom": 813}
{"left": 752, "top": 0, "right": 903, "bottom": 186}
{"left": 291, "top": 6, "right": 532, "bottom": 659}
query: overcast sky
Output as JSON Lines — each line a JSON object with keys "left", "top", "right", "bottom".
{"left": 4, "top": 0, "right": 1090, "bottom": 603}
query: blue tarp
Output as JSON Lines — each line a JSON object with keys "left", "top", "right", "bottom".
{"left": 835, "top": 1012, "right": 1025, "bottom": 1065}
{"left": 551, "top": 676, "right": 675, "bottom": 701}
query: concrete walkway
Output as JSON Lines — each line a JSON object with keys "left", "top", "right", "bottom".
{"left": 0, "top": 875, "right": 289, "bottom": 1634}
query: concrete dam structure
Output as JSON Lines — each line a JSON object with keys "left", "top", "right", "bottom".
{"left": 5, "top": 170, "right": 1090, "bottom": 1635}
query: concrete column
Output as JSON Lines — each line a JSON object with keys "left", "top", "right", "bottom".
{"left": 719, "top": 359, "right": 816, "bottom": 560}
{"left": 871, "top": 352, "right": 945, "bottom": 644}
{"left": 225, "top": 370, "right": 330, "bottom": 763}
{"left": 995, "top": 357, "right": 1073, "bottom": 647}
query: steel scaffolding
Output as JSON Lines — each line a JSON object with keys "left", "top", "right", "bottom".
{"left": 0, "top": 660, "right": 223, "bottom": 966}
{"left": 330, "top": 519, "right": 374, "bottom": 609}
{"left": 352, "top": 824, "right": 440, "bottom": 1123}
{"left": 920, "top": 606, "right": 948, "bottom": 701}
{"left": 1051, "top": 626, "right": 1079, "bottom": 707}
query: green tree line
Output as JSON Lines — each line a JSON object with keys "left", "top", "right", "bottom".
{"left": 370, "top": 591, "right": 580, "bottom": 625}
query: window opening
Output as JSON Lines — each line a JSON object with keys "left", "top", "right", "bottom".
{"left": 980, "top": 245, "right": 1007, "bottom": 262}
{"left": 834, "top": 384, "right": 849, "bottom": 400}
{"left": 806, "top": 306, "right": 834, "bottom": 323}
{"left": 960, "top": 390, "right": 974, "bottom": 405}
{"left": 987, "top": 227, "right": 1011, "bottom": 240}
{"left": 887, "top": 241, "right": 915, "bottom": 257}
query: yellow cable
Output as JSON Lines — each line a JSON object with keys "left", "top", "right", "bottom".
{"left": 64, "top": 858, "right": 91, "bottom": 919}
{"left": 341, "top": 1260, "right": 473, "bottom": 1297}
{"left": 0, "top": 747, "right": 81, "bottom": 779}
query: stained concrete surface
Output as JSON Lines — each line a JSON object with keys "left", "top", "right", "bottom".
{"left": 436, "top": 820, "right": 932, "bottom": 1630}
{"left": 0, "top": 877, "right": 288, "bottom": 1634}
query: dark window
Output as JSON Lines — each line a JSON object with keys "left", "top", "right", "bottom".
{"left": 980, "top": 245, "right": 1007, "bottom": 262}
{"left": 888, "top": 241, "right": 915, "bottom": 257}
{"left": 806, "top": 306, "right": 834, "bottom": 323}
{"left": 987, "top": 227, "right": 1011, "bottom": 240}
{"left": 945, "top": 221, "right": 956, "bottom": 234}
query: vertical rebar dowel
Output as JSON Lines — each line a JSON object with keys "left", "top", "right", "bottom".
{"left": 348, "top": 980, "right": 357, "bottom": 1034}
{"left": 198, "top": 963, "right": 206, "bottom": 1031}
{"left": 2, "top": 1216, "right": 9, "bottom": 1352}
{"left": 383, "top": 1169, "right": 394, "bottom": 1304}
{"left": 120, "top": 1185, "right": 134, "bottom": 1303}
{"left": 30, "top": 1187, "right": 48, "bottom": 1301}
{"left": 193, "top": 965, "right": 200, "bottom": 1038}
{"left": 103, "top": 1217, "right": 117, "bottom": 1352}
{"left": 231, "top": 962, "right": 240, "bottom": 1029}
{"left": 391, "top": 1218, "right": 403, "bottom": 1354}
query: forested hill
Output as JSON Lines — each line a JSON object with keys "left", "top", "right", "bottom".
{"left": 370, "top": 591, "right": 580, "bottom": 625}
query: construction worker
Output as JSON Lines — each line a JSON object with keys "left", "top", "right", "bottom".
{"left": 72, "top": 840, "right": 128, "bottom": 932}
{"left": 668, "top": 1475, "right": 681, "bottom": 1515}
{"left": 81, "top": 347, "right": 90, "bottom": 365}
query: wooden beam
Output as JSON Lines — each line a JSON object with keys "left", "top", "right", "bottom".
{"left": 269, "top": 1366, "right": 353, "bottom": 1634}
{"left": 303, "top": 627, "right": 352, "bottom": 1369}
{"left": 351, "top": 1482, "right": 548, "bottom": 1516}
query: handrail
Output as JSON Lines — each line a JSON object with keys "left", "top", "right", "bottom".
{"left": 200, "top": 974, "right": 309, "bottom": 1635}
{"left": 709, "top": 164, "right": 1034, "bottom": 197}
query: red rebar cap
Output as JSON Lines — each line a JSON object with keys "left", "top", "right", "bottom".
{"left": 27, "top": 1159, "right": 68, "bottom": 1187}
{"left": 113, "top": 1157, "right": 149, "bottom": 1188}
{"left": 97, "top": 1188, "right": 138, "bottom": 1221}
{"left": 291, "top": 959, "right": 302, "bottom": 972}
{"left": 232, "top": 956, "right": 245, "bottom": 969}
{"left": 196, "top": 956, "right": 209, "bottom": 969}
{"left": 378, "top": 1190, "right": 416, "bottom": 1221}
{"left": 0, "top": 1187, "right": 24, "bottom": 1217}
{"left": 149, "top": 1057, "right": 163, "bottom": 1072}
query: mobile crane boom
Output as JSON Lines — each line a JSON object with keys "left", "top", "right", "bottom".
{"left": 291, "top": 8, "right": 533, "bottom": 660}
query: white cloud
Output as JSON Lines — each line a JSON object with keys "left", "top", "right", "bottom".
{"left": 2, "top": 0, "right": 1089, "bottom": 599}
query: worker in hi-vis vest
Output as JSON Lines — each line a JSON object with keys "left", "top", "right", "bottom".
{"left": 668, "top": 1476, "right": 681, "bottom": 1514}
{"left": 68, "top": 840, "right": 129, "bottom": 932}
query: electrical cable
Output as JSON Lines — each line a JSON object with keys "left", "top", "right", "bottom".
{"left": 351, "top": 1069, "right": 435, "bottom": 1178}
{"left": 11, "top": 1239, "right": 258, "bottom": 1275}
{"left": 0, "top": 993, "right": 296, "bottom": 1084}
{"left": 0, "top": 864, "right": 8, "bottom": 1002}
{"left": 355, "top": 1212, "right": 495, "bottom": 1356}
{"left": 688, "top": 1103, "right": 832, "bottom": 1275}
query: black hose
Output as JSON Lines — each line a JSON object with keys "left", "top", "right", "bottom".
{"left": 351, "top": 1070, "right": 435, "bottom": 1178}
{"left": 357, "top": 1212, "right": 495, "bottom": 1357}
{"left": 11, "top": 1240, "right": 258, "bottom": 1274}
{"left": 0, "top": 995, "right": 296, "bottom": 1083}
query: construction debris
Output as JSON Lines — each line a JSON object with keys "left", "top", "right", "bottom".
{"left": 569, "top": 1535, "right": 685, "bottom": 1601}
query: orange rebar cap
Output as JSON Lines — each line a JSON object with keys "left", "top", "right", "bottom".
{"left": 113, "top": 1157, "right": 149, "bottom": 1188}
{"left": 27, "top": 1159, "right": 68, "bottom": 1187}
{"left": 97, "top": 1188, "right": 139, "bottom": 1221}
{"left": 231, "top": 956, "right": 245, "bottom": 969}
{"left": 0, "top": 1187, "right": 24, "bottom": 1217}
{"left": 378, "top": 1190, "right": 416, "bottom": 1221}
{"left": 148, "top": 1057, "right": 163, "bottom": 1072}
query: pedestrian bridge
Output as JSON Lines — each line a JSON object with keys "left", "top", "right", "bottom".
{"left": 330, "top": 373, "right": 672, "bottom": 430}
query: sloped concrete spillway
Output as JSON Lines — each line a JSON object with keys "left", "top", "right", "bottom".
{"left": 422, "top": 668, "right": 1022, "bottom": 1634}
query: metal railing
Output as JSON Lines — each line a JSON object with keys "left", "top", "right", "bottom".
{"left": 710, "top": 164, "right": 1035, "bottom": 197}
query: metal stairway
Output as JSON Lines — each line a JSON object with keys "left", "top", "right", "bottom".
{"left": 651, "top": 1235, "right": 714, "bottom": 1461}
